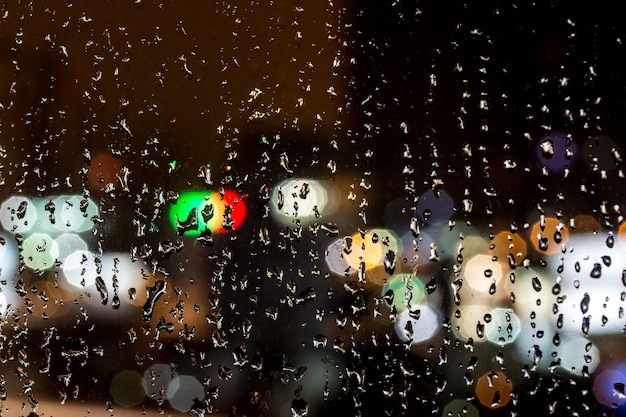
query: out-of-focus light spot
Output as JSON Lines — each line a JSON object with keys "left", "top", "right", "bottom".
{"left": 485, "top": 308, "right": 521, "bottom": 346}
{"left": 0, "top": 293, "right": 6, "bottom": 315}
{"left": 0, "top": 196, "right": 37, "bottom": 233}
{"left": 617, "top": 222, "right": 626, "bottom": 250}
{"left": 558, "top": 333, "right": 600, "bottom": 374}
{"left": 400, "top": 230, "right": 451, "bottom": 270}
{"left": 546, "top": 234, "right": 625, "bottom": 336}
{"left": 593, "top": 369, "right": 626, "bottom": 408}
{"left": 416, "top": 189, "right": 454, "bottom": 225}
{"left": 534, "top": 132, "right": 577, "bottom": 173}
{"left": 87, "top": 153, "right": 123, "bottom": 192}
{"left": 55, "top": 195, "right": 98, "bottom": 233}
{"left": 442, "top": 399, "right": 479, "bottom": 417}
{"left": 0, "top": 232, "right": 19, "bottom": 282}
{"left": 168, "top": 190, "right": 246, "bottom": 235}
{"left": 394, "top": 305, "right": 440, "bottom": 344}
{"left": 529, "top": 216, "right": 569, "bottom": 254}
{"left": 452, "top": 304, "right": 490, "bottom": 343}
{"left": 571, "top": 214, "right": 602, "bottom": 233}
{"left": 490, "top": 231, "right": 527, "bottom": 266}
{"left": 504, "top": 268, "right": 549, "bottom": 307}
{"left": 382, "top": 273, "right": 425, "bottom": 312}
{"left": 54, "top": 233, "right": 88, "bottom": 264}
{"left": 62, "top": 250, "right": 98, "bottom": 287}
{"left": 463, "top": 254, "right": 504, "bottom": 295}
{"left": 143, "top": 364, "right": 173, "bottom": 401}
{"left": 475, "top": 371, "right": 512, "bottom": 409}
{"left": 110, "top": 370, "right": 146, "bottom": 407}
{"left": 270, "top": 179, "right": 335, "bottom": 226}
{"left": 326, "top": 229, "right": 400, "bottom": 285}
{"left": 167, "top": 375, "right": 205, "bottom": 412}
{"left": 22, "top": 233, "right": 58, "bottom": 271}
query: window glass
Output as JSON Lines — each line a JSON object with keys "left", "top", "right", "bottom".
{"left": 1, "top": 2, "right": 625, "bottom": 416}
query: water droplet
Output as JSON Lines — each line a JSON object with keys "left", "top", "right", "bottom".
{"left": 552, "top": 283, "right": 561, "bottom": 295}
{"left": 590, "top": 263, "right": 602, "bottom": 278}
{"left": 425, "top": 277, "right": 437, "bottom": 294}
{"left": 295, "top": 287, "right": 316, "bottom": 306}
{"left": 615, "top": 383, "right": 626, "bottom": 399}
{"left": 607, "top": 234, "right": 615, "bottom": 248}
{"left": 531, "top": 276, "right": 542, "bottom": 292}
{"left": 575, "top": 261, "right": 581, "bottom": 272}
{"left": 553, "top": 230, "right": 562, "bottom": 244}
{"left": 602, "top": 255, "right": 612, "bottom": 267}
{"left": 410, "top": 217, "right": 420, "bottom": 237}
{"left": 342, "top": 236, "right": 353, "bottom": 254}
{"left": 476, "top": 322, "right": 485, "bottom": 338}
{"left": 142, "top": 280, "right": 167, "bottom": 321}
{"left": 95, "top": 276, "right": 109, "bottom": 305}
{"left": 580, "top": 293, "right": 590, "bottom": 314}
{"left": 489, "top": 281, "right": 497, "bottom": 295}
{"left": 538, "top": 236, "right": 549, "bottom": 251}
{"left": 601, "top": 315, "right": 608, "bottom": 326}
{"left": 383, "top": 289, "right": 394, "bottom": 305}
{"left": 581, "top": 315, "right": 591, "bottom": 335}
{"left": 383, "top": 250, "right": 396, "bottom": 275}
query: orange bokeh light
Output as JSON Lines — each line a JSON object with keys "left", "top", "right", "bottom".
{"left": 475, "top": 371, "right": 512, "bottom": 409}
{"left": 490, "top": 231, "right": 527, "bottom": 266}
{"left": 529, "top": 217, "right": 569, "bottom": 254}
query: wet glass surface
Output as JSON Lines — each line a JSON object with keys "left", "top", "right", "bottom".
{"left": 2, "top": 1, "right": 626, "bottom": 416}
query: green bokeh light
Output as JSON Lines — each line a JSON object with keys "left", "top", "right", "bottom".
{"left": 382, "top": 273, "right": 426, "bottom": 312}
{"left": 168, "top": 191, "right": 214, "bottom": 236}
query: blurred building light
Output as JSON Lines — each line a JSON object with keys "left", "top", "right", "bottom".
{"left": 22, "top": 233, "right": 59, "bottom": 271}
{"left": 0, "top": 196, "right": 37, "bottom": 233}
{"left": 270, "top": 179, "right": 334, "bottom": 226}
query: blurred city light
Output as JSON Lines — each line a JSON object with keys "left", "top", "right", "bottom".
{"left": 55, "top": 195, "right": 99, "bottom": 233}
{"left": 270, "top": 179, "right": 333, "bottom": 226}
{"left": 394, "top": 305, "right": 440, "bottom": 344}
{"left": 382, "top": 273, "right": 426, "bottom": 312}
{"left": 547, "top": 234, "right": 626, "bottom": 336}
{"left": 475, "top": 371, "right": 512, "bottom": 409}
{"left": 416, "top": 189, "right": 454, "bottom": 225}
{"left": 143, "top": 364, "right": 173, "bottom": 401}
{"left": 490, "top": 231, "right": 527, "bottom": 266}
{"left": 167, "top": 375, "right": 205, "bottom": 412}
{"left": 325, "top": 228, "right": 401, "bottom": 286}
{"left": 442, "top": 399, "right": 479, "bottom": 417}
{"left": 463, "top": 254, "right": 504, "bottom": 295}
{"left": 485, "top": 307, "right": 521, "bottom": 346}
{"left": 168, "top": 189, "right": 246, "bottom": 235}
{"left": 533, "top": 132, "right": 577, "bottom": 173}
{"left": 22, "top": 233, "right": 59, "bottom": 271}
{"left": 0, "top": 196, "right": 37, "bottom": 233}
{"left": 452, "top": 304, "right": 490, "bottom": 344}
{"left": 110, "top": 370, "right": 146, "bottom": 407}
{"left": 62, "top": 250, "right": 98, "bottom": 288}
{"left": 55, "top": 233, "right": 89, "bottom": 264}
{"left": 593, "top": 369, "right": 626, "bottom": 408}
{"left": 529, "top": 216, "right": 569, "bottom": 255}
